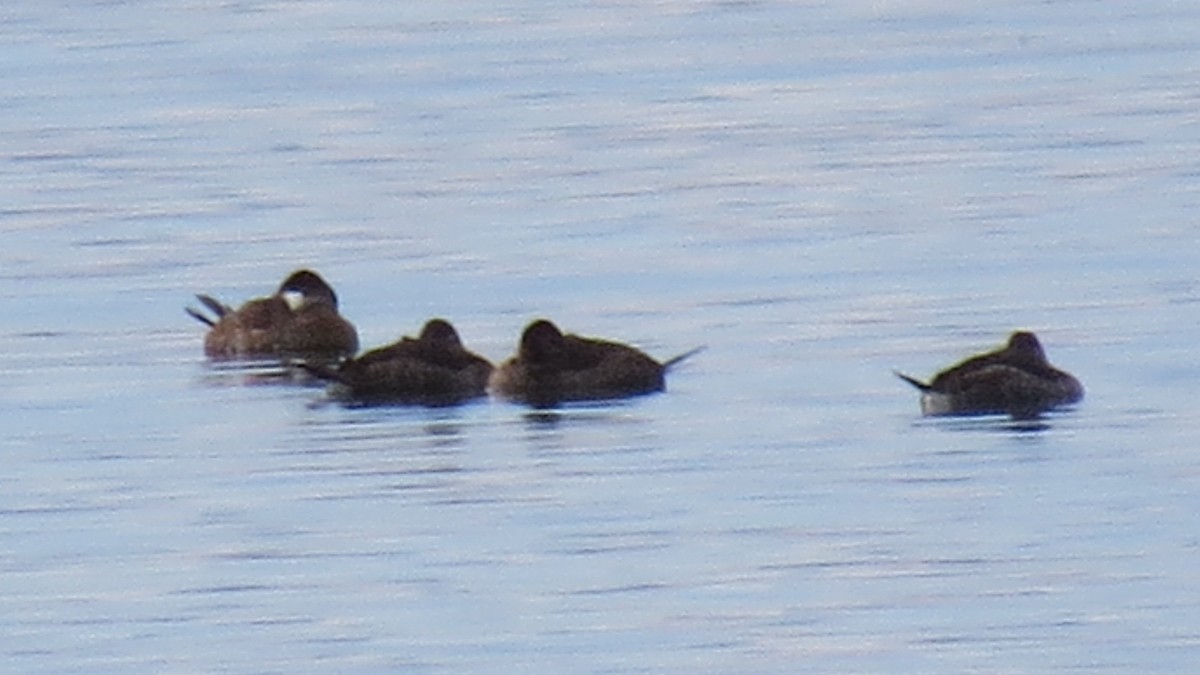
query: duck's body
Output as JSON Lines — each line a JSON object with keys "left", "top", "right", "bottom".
{"left": 489, "top": 319, "right": 700, "bottom": 406}
{"left": 896, "top": 331, "right": 1083, "bottom": 418}
{"left": 304, "top": 319, "right": 492, "bottom": 405}
{"left": 187, "top": 269, "right": 358, "bottom": 360}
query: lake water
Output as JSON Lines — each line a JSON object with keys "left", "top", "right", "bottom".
{"left": 3, "top": 1, "right": 1200, "bottom": 672}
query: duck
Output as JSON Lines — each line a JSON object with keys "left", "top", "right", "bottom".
{"left": 896, "top": 331, "right": 1084, "bottom": 418}
{"left": 489, "top": 319, "right": 702, "bottom": 406}
{"left": 302, "top": 319, "right": 493, "bottom": 405}
{"left": 186, "top": 269, "right": 359, "bottom": 360}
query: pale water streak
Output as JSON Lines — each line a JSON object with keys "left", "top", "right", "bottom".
{"left": 2, "top": 1, "right": 1200, "bottom": 673}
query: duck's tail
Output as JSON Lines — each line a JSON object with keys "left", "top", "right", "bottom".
{"left": 663, "top": 346, "right": 706, "bottom": 371}
{"left": 185, "top": 307, "right": 215, "bottom": 327}
{"left": 297, "top": 361, "right": 346, "bottom": 384}
{"left": 197, "top": 294, "right": 230, "bottom": 317}
{"left": 894, "top": 371, "right": 931, "bottom": 391}
{"left": 185, "top": 294, "right": 231, "bottom": 327}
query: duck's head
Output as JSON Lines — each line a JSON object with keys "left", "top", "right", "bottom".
{"left": 1007, "top": 331, "right": 1047, "bottom": 363}
{"left": 278, "top": 269, "right": 339, "bottom": 310}
{"left": 519, "top": 319, "right": 566, "bottom": 364}
{"left": 418, "top": 319, "right": 464, "bottom": 350}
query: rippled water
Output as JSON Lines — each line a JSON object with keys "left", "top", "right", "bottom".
{"left": 3, "top": 1, "right": 1200, "bottom": 672}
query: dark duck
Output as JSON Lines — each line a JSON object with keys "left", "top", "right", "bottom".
{"left": 302, "top": 319, "right": 493, "bottom": 406}
{"left": 489, "top": 319, "right": 702, "bottom": 406}
{"left": 186, "top": 269, "right": 359, "bottom": 361}
{"left": 896, "top": 331, "right": 1083, "bottom": 418}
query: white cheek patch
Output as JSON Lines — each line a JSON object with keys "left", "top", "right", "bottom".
{"left": 282, "top": 290, "right": 306, "bottom": 311}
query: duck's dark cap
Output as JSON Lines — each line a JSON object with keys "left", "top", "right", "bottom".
{"left": 279, "top": 269, "right": 338, "bottom": 306}
{"left": 420, "top": 319, "right": 462, "bottom": 345}
{"left": 520, "top": 319, "right": 565, "bottom": 362}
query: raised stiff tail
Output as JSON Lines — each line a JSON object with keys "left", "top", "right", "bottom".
{"left": 663, "top": 346, "right": 706, "bottom": 371}
{"left": 195, "top": 294, "right": 230, "bottom": 318}
{"left": 297, "top": 361, "right": 346, "bottom": 384}
{"left": 185, "top": 294, "right": 232, "bottom": 327}
{"left": 185, "top": 307, "right": 216, "bottom": 327}
{"left": 894, "top": 371, "right": 931, "bottom": 391}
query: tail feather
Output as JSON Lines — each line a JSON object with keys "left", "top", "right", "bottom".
{"left": 663, "top": 346, "right": 706, "bottom": 371}
{"left": 185, "top": 307, "right": 216, "bottom": 327}
{"left": 298, "top": 361, "right": 346, "bottom": 384}
{"left": 196, "top": 294, "right": 230, "bottom": 318}
{"left": 894, "top": 371, "right": 931, "bottom": 391}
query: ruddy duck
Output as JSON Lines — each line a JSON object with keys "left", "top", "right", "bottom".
{"left": 186, "top": 269, "right": 359, "bottom": 360}
{"left": 489, "top": 319, "right": 702, "bottom": 406}
{"left": 303, "top": 319, "right": 492, "bottom": 405}
{"left": 896, "top": 331, "right": 1084, "bottom": 418}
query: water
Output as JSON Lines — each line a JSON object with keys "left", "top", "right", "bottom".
{"left": 3, "top": 1, "right": 1200, "bottom": 672}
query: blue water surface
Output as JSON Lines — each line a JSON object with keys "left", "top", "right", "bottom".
{"left": 2, "top": 1, "right": 1199, "bottom": 672}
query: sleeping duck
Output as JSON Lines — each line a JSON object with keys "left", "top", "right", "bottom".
{"left": 896, "top": 331, "right": 1083, "bottom": 418}
{"left": 303, "top": 318, "right": 492, "bottom": 406}
{"left": 490, "top": 319, "right": 701, "bottom": 406}
{"left": 187, "top": 269, "right": 358, "bottom": 361}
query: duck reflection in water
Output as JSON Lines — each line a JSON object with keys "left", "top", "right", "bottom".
{"left": 490, "top": 319, "right": 702, "bottom": 407}
{"left": 187, "top": 269, "right": 359, "bottom": 361}
{"left": 302, "top": 319, "right": 493, "bottom": 407}
{"left": 896, "top": 331, "right": 1084, "bottom": 419}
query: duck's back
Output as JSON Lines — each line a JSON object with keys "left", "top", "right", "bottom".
{"left": 496, "top": 336, "right": 664, "bottom": 403}
{"left": 337, "top": 356, "right": 491, "bottom": 403}
{"left": 929, "top": 363, "right": 1082, "bottom": 417}
{"left": 203, "top": 297, "right": 291, "bottom": 358}
{"left": 556, "top": 338, "right": 665, "bottom": 398}
{"left": 323, "top": 333, "right": 492, "bottom": 404}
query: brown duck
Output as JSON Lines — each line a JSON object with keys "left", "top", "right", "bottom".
{"left": 896, "top": 331, "right": 1084, "bottom": 418}
{"left": 186, "top": 269, "right": 359, "bottom": 360}
{"left": 489, "top": 319, "right": 702, "bottom": 406}
{"left": 303, "top": 319, "right": 493, "bottom": 405}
